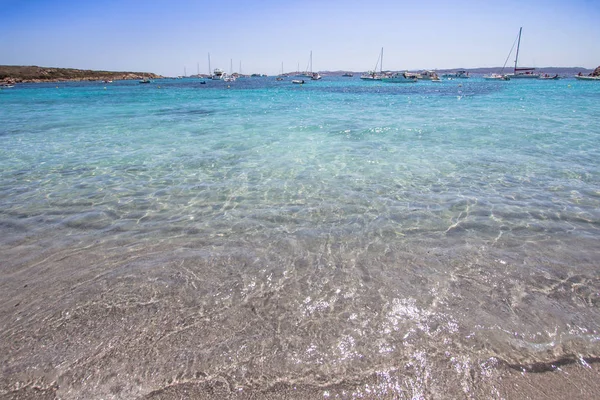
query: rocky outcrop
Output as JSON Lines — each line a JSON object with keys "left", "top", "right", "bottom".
{"left": 0, "top": 65, "right": 162, "bottom": 83}
{"left": 593, "top": 66, "right": 600, "bottom": 77}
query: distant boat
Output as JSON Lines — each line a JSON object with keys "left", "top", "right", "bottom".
{"left": 212, "top": 68, "right": 225, "bottom": 80}
{"left": 223, "top": 59, "right": 236, "bottom": 82}
{"left": 300, "top": 51, "right": 321, "bottom": 80}
{"left": 361, "top": 47, "right": 383, "bottom": 80}
{"left": 381, "top": 72, "right": 417, "bottom": 83}
{"left": 139, "top": 76, "right": 151, "bottom": 84}
{"left": 360, "top": 71, "right": 381, "bottom": 80}
{"left": 277, "top": 62, "right": 285, "bottom": 80}
{"left": 442, "top": 70, "right": 470, "bottom": 79}
{"left": 538, "top": 74, "right": 560, "bottom": 80}
{"left": 291, "top": 79, "right": 305, "bottom": 84}
{"left": 207, "top": 53, "right": 225, "bottom": 79}
{"left": 342, "top": 73, "right": 353, "bottom": 77}
{"left": 483, "top": 31, "right": 517, "bottom": 81}
{"left": 418, "top": 70, "right": 440, "bottom": 81}
{"left": 505, "top": 27, "right": 540, "bottom": 79}
{"left": 575, "top": 75, "right": 600, "bottom": 81}
{"left": 483, "top": 73, "right": 510, "bottom": 81}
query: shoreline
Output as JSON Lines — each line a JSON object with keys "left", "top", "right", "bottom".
{"left": 1, "top": 76, "right": 164, "bottom": 84}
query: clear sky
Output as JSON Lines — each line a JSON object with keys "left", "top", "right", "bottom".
{"left": 2, "top": 0, "right": 599, "bottom": 76}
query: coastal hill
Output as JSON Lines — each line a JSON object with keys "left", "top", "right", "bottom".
{"left": 0, "top": 65, "right": 162, "bottom": 83}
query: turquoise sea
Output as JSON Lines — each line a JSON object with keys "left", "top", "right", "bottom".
{"left": 1, "top": 77, "right": 599, "bottom": 398}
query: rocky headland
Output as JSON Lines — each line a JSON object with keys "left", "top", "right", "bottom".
{"left": 0, "top": 65, "right": 162, "bottom": 83}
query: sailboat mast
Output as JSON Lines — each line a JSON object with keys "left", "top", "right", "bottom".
{"left": 514, "top": 27, "right": 522, "bottom": 73}
{"left": 381, "top": 47, "right": 383, "bottom": 73}
{"left": 310, "top": 51, "right": 313, "bottom": 74}
{"left": 208, "top": 53, "right": 211, "bottom": 75}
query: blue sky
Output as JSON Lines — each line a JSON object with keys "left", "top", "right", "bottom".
{"left": 2, "top": 0, "right": 599, "bottom": 76}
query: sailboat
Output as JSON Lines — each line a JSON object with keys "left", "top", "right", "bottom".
{"left": 223, "top": 59, "right": 236, "bottom": 82}
{"left": 303, "top": 51, "right": 321, "bottom": 80}
{"left": 276, "top": 62, "right": 285, "bottom": 80}
{"left": 505, "top": 27, "right": 540, "bottom": 79}
{"left": 361, "top": 48, "right": 383, "bottom": 80}
{"left": 311, "top": 53, "right": 321, "bottom": 80}
{"left": 294, "top": 62, "right": 304, "bottom": 78}
{"left": 238, "top": 61, "right": 244, "bottom": 78}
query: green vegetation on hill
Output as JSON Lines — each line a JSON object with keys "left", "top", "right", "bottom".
{"left": 0, "top": 65, "right": 162, "bottom": 82}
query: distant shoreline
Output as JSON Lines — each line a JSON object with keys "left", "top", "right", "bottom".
{"left": 0, "top": 65, "right": 162, "bottom": 83}
{"left": 1, "top": 65, "right": 593, "bottom": 83}
{"left": 323, "top": 66, "right": 593, "bottom": 77}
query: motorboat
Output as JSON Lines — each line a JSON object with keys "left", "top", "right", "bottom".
{"left": 381, "top": 72, "right": 418, "bottom": 83}
{"left": 575, "top": 75, "right": 600, "bottom": 81}
{"left": 212, "top": 68, "right": 225, "bottom": 80}
{"left": 418, "top": 70, "right": 440, "bottom": 80}
{"left": 538, "top": 74, "right": 560, "bottom": 80}
{"left": 483, "top": 73, "right": 510, "bottom": 80}
{"left": 442, "top": 70, "right": 470, "bottom": 79}
{"left": 360, "top": 71, "right": 382, "bottom": 80}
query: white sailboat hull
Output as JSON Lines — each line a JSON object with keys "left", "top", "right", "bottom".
{"left": 360, "top": 75, "right": 381, "bottom": 80}
{"left": 506, "top": 73, "right": 540, "bottom": 79}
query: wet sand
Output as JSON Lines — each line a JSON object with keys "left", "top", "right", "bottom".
{"left": 142, "top": 362, "right": 600, "bottom": 400}
{"left": 1, "top": 235, "right": 599, "bottom": 399}
{"left": 3, "top": 362, "right": 599, "bottom": 399}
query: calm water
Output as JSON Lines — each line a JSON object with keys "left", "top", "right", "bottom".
{"left": 1, "top": 77, "right": 599, "bottom": 398}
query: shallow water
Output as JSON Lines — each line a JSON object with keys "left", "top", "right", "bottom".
{"left": 1, "top": 77, "right": 599, "bottom": 398}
